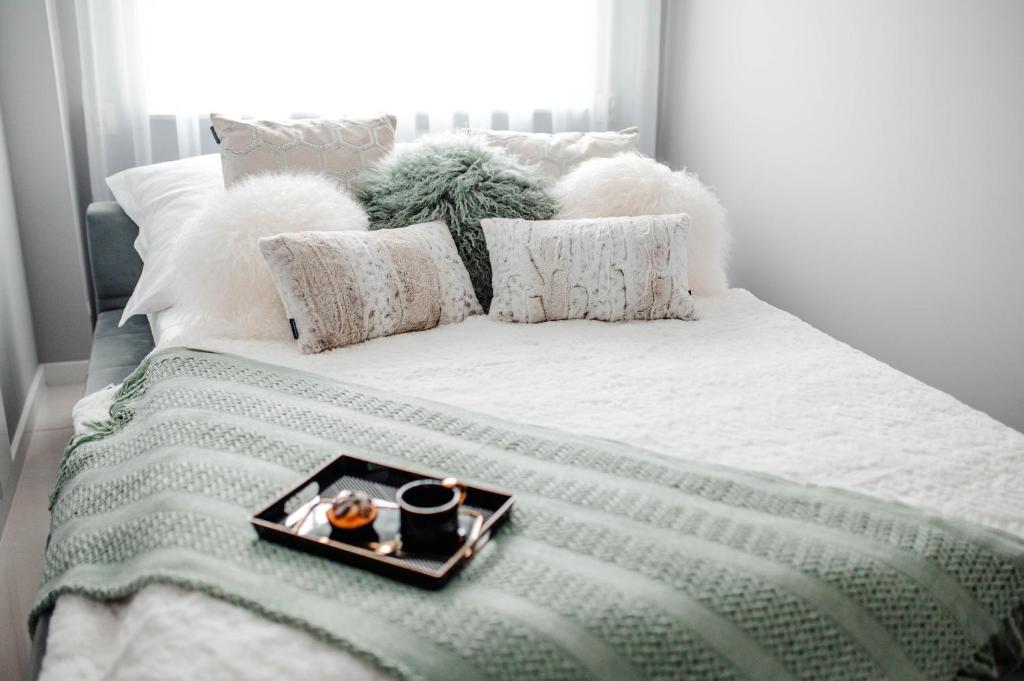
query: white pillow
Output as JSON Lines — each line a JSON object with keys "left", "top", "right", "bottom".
{"left": 461, "top": 128, "right": 639, "bottom": 184}
{"left": 111, "top": 145, "right": 426, "bottom": 325}
{"left": 107, "top": 153, "right": 223, "bottom": 261}
{"left": 552, "top": 155, "right": 731, "bottom": 295}
{"left": 169, "top": 172, "right": 369, "bottom": 340}
{"left": 107, "top": 154, "right": 225, "bottom": 323}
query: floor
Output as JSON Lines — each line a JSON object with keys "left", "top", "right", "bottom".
{"left": 0, "top": 383, "right": 83, "bottom": 681}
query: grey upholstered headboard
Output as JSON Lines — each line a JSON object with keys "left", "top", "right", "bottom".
{"left": 84, "top": 202, "right": 143, "bottom": 314}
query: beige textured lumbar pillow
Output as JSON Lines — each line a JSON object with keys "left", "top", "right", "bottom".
{"left": 461, "top": 128, "right": 639, "bottom": 184}
{"left": 482, "top": 214, "right": 696, "bottom": 323}
{"left": 260, "top": 222, "right": 482, "bottom": 353}
{"left": 210, "top": 113, "right": 397, "bottom": 188}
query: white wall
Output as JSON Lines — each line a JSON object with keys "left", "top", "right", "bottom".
{"left": 0, "top": 0, "right": 92, "bottom": 364}
{"left": 658, "top": 0, "right": 1024, "bottom": 431}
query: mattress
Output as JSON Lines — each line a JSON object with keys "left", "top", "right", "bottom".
{"left": 40, "top": 289, "right": 1024, "bottom": 680}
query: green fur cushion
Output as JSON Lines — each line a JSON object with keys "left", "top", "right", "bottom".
{"left": 356, "top": 136, "right": 555, "bottom": 310}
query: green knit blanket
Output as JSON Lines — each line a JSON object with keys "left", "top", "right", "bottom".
{"left": 35, "top": 348, "right": 1024, "bottom": 681}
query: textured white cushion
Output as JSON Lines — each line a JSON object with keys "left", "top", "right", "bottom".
{"left": 260, "top": 222, "right": 482, "bottom": 353}
{"left": 211, "top": 114, "right": 396, "bottom": 188}
{"left": 107, "top": 154, "right": 224, "bottom": 322}
{"left": 169, "top": 173, "right": 369, "bottom": 341}
{"left": 113, "top": 145, "right": 427, "bottom": 324}
{"left": 483, "top": 214, "right": 696, "bottom": 323}
{"left": 552, "top": 155, "right": 731, "bottom": 295}
{"left": 462, "top": 128, "right": 639, "bottom": 184}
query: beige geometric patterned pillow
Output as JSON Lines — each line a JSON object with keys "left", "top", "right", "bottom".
{"left": 210, "top": 113, "right": 396, "bottom": 188}
{"left": 259, "top": 222, "right": 482, "bottom": 353}
{"left": 482, "top": 214, "right": 696, "bottom": 324}
{"left": 461, "top": 127, "right": 640, "bottom": 184}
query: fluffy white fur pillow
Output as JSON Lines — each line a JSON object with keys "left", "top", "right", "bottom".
{"left": 552, "top": 155, "right": 731, "bottom": 295}
{"left": 171, "top": 172, "right": 369, "bottom": 339}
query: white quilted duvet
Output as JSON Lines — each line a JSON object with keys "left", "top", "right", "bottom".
{"left": 42, "top": 289, "right": 1024, "bottom": 681}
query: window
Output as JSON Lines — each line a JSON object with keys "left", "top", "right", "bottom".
{"left": 139, "top": 0, "right": 604, "bottom": 135}
{"left": 77, "top": 0, "right": 658, "bottom": 199}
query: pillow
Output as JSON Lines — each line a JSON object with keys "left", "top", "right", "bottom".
{"left": 482, "top": 214, "right": 696, "bottom": 324}
{"left": 260, "top": 222, "right": 482, "bottom": 353}
{"left": 552, "top": 154, "right": 731, "bottom": 295}
{"left": 210, "top": 113, "right": 397, "bottom": 188}
{"left": 356, "top": 134, "right": 554, "bottom": 311}
{"left": 169, "top": 172, "right": 369, "bottom": 340}
{"left": 108, "top": 154, "right": 225, "bottom": 323}
{"left": 107, "top": 153, "right": 223, "bottom": 261}
{"left": 461, "top": 127, "right": 640, "bottom": 184}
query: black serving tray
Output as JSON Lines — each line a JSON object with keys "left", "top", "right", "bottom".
{"left": 251, "top": 453, "right": 514, "bottom": 588}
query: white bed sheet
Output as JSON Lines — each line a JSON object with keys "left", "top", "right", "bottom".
{"left": 42, "top": 289, "right": 1024, "bottom": 681}
{"left": 146, "top": 309, "right": 185, "bottom": 347}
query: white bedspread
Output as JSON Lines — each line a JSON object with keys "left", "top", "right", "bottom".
{"left": 41, "top": 290, "right": 1024, "bottom": 681}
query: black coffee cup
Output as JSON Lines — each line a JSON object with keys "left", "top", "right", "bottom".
{"left": 396, "top": 478, "right": 464, "bottom": 553}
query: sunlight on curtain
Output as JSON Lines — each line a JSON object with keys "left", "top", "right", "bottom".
{"left": 139, "top": 0, "right": 602, "bottom": 138}
{"left": 75, "top": 0, "right": 661, "bottom": 200}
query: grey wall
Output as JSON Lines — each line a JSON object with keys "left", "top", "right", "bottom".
{"left": 0, "top": 0, "right": 93, "bottom": 364}
{"left": 658, "top": 0, "right": 1024, "bottom": 431}
{"left": 0, "top": 104, "right": 38, "bottom": 441}
{"left": 0, "top": 101, "right": 39, "bottom": 520}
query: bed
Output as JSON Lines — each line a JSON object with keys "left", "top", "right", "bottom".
{"left": 28, "top": 201, "right": 1024, "bottom": 681}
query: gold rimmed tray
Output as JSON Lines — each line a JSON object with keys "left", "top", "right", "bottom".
{"left": 250, "top": 453, "right": 514, "bottom": 588}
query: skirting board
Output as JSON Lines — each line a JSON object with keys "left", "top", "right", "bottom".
{"left": 2, "top": 360, "right": 85, "bottom": 533}
{"left": 10, "top": 360, "right": 86, "bottom": 466}
{"left": 1, "top": 365, "right": 44, "bottom": 534}
{"left": 9, "top": 366, "right": 45, "bottom": 466}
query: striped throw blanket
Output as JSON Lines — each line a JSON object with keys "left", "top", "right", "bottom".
{"left": 35, "top": 348, "right": 1024, "bottom": 680}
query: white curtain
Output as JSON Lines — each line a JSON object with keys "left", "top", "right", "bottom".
{"left": 75, "top": 0, "right": 662, "bottom": 201}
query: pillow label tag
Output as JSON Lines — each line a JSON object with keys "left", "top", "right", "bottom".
{"left": 289, "top": 319, "right": 299, "bottom": 339}
{"left": 209, "top": 125, "right": 221, "bottom": 144}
